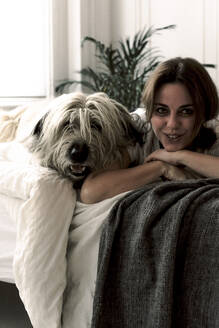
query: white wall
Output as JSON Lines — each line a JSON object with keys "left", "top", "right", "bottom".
{"left": 148, "top": 0, "right": 217, "bottom": 83}
{"left": 1, "top": 0, "right": 217, "bottom": 106}
{"left": 66, "top": 0, "right": 219, "bottom": 88}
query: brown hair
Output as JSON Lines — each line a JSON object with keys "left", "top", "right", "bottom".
{"left": 142, "top": 57, "right": 219, "bottom": 149}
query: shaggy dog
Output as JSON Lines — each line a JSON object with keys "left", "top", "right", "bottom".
{"left": 28, "top": 92, "right": 145, "bottom": 187}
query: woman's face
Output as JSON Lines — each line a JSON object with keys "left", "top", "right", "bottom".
{"left": 151, "top": 82, "right": 197, "bottom": 152}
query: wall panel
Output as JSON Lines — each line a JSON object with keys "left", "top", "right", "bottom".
{"left": 203, "top": 0, "right": 217, "bottom": 82}
{"left": 149, "top": 0, "right": 204, "bottom": 61}
{"left": 68, "top": 0, "right": 219, "bottom": 88}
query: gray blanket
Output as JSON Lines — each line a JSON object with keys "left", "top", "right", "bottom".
{"left": 91, "top": 179, "right": 219, "bottom": 328}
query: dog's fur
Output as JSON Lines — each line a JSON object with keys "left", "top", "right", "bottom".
{"left": 28, "top": 92, "right": 144, "bottom": 187}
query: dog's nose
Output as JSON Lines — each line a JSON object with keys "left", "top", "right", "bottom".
{"left": 69, "top": 142, "right": 88, "bottom": 162}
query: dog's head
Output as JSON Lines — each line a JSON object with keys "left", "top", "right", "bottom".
{"left": 28, "top": 92, "right": 144, "bottom": 187}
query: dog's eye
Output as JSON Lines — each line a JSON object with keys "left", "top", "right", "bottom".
{"left": 62, "top": 121, "right": 70, "bottom": 129}
{"left": 91, "top": 122, "right": 102, "bottom": 132}
{"left": 62, "top": 120, "right": 78, "bottom": 131}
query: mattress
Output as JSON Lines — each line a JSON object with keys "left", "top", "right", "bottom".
{"left": 0, "top": 194, "right": 16, "bottom": 283}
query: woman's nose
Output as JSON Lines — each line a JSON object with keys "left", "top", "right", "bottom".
{"left": 166, "top": 113, "right": 180, "bottom": 129}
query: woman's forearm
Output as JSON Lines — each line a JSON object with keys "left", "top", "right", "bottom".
{"left": 80, "top": 160, "right": 186, "bottom": 204}
{"left": 146, "top": 149, "right": 219, "bottom": 179}
{"left": 177, "top": 150, "right": 219, "bottom": 178}
{"left": 80, "top": 161, "right": 163, "bottom": 203}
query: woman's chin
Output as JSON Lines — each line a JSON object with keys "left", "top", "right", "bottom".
{"left": 162, "top": 143, "right": 184, "bottom": 152}
{"left": 159, "top": 135, "right": 191, "bottom": 152}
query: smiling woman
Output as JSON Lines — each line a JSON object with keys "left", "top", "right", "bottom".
{"left": 151, "top": 82, "right": 197, "bottom": 152}
{"left": 142, "top": 57, "right": 219, "bottom": 179}
{"left": 80, "top": 57, "right": 219, "bottom": 204}
{"left": 143, "top": 57, "right": 219, "bottom": 148}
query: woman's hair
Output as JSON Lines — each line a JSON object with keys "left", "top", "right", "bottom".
{"left": 142, "top": 57, "right": 219, "bottom": 149}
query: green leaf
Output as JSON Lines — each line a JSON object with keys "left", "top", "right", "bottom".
{"left": 55, "top": 25, "right": 177, "bottom": 111}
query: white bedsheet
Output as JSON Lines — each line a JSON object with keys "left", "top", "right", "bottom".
{"left": 62, "top": 193, "right": 127, "bottom": 327}
{"left": 0, "top": 140, "right": 37, "bottom": 283}
{"left": 0, "top": 141, "right": 128, "bottom": 327}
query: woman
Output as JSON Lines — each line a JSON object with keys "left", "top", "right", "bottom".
{"left": 80, "top": 57, "right": 219, "bottom": 204}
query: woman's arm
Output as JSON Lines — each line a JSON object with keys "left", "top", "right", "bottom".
{"left": 146, "top": 149, "right": 219, "bottom": 178}
{"left": 80, "top": 159, "right": 187, "bottom": 204}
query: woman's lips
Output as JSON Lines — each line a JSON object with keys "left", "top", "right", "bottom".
{"left": 164, "top": 133, "right": 184, "bottom": 142}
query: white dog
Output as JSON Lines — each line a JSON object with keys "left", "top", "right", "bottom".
{"left": 28, "top": 92, "right": 145, "bottom": 187}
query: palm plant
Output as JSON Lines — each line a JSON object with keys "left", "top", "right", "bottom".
{"left": 56, "top": 25, "right": 176, "bottom": 112}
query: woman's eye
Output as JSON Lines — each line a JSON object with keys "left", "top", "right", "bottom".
{"left": 154, "top": 107, "right": 169, "bottom": 116}
{"left": 179, "top": 108, "right": 194, "bottom": 116}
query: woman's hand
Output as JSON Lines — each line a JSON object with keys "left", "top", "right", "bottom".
{"left": 146, "top": 150, "right": 202, "bottom": 179}
{"left": 145, "top": 149, "right": 182, "bottom": 165}
{"left": 161, "top": 162, "right": 187, "bottom": 181}
{"left": 145, "top": 149, "right": 188, "bottom": 180}
{"left": 146, "top": 149, "right": 219, "bottom": 179}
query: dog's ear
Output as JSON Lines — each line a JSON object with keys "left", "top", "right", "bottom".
{"left": 127, "top": 122, "right": 144, "bottom": 146}
{"left": 32, "top": 113, "right": 48, "bottom": 137}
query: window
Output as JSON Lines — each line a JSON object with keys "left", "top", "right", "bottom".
{"left": 0, "top": 0, "right": 67, "bottom": 107}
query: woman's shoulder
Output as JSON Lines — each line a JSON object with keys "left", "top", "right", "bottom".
{"left": 129, "top": 109, "right": 160, "bottom": 162}
{"left": 131, "top": 108, "right": 146, "bottom": 121}
{"left": 209, "top": 134, "right": 219, "bottom": 156}
{"left": 131, "top": 108, "right": 148, "bottom": 135}
{"left": 204, "top": 118, "right": 219, "bottom": 156}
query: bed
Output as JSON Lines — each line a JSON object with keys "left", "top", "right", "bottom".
{"left": 0, "top": 99, "right": 218, "bottom": 328}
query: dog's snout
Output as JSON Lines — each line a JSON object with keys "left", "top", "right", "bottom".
{"left": 69, "top": 142, "right": 88, "bottom": 162}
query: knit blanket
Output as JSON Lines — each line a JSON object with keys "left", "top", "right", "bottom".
{"left": 92, "top": 179, "right": 219, "bottom": 328}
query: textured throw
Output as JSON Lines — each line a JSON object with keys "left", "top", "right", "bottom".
{"left": 92, "top": 179, "right": 219, "bottom": 328}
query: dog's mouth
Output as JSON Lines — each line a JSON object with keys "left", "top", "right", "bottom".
{"left": 70, "top": 164, "right": 90, "bottom": 177}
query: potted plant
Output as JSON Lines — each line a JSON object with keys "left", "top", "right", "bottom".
{"left": 56, "top": 25, "right": 176, "bottom": 112}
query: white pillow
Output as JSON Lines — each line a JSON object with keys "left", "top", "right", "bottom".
{"left": 15, "top": 99, "right": 51, "bottom": 142}
{"left": 0, "top": 105, "right": 28, "bottom": 142}
{"left": 0, "top": 158, "right": 76, "bottom": 328}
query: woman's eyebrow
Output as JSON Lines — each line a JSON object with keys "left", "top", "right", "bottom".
{"left": 178, "top": 104, "right": 194, "bottom": 108}
{"left": 154, "top": 103, "right": 168, "bottom": 107}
